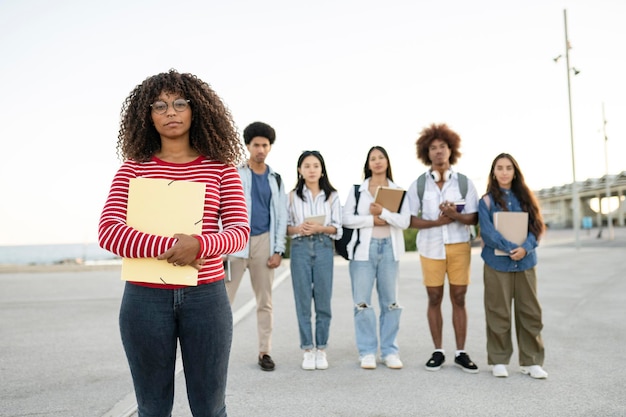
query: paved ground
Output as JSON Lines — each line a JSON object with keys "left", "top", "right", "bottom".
{"left": 1, "top": 227, "right": 625, "bottom": 417}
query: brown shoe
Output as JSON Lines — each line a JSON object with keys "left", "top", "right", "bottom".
{"left": 258, "top": 354, "right": 275, "bottom": 371}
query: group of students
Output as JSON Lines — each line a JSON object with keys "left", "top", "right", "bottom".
{"left": 227, "top": 122, "right": 548, "bottom": 380}
{"left": 98, "top": 70, "right": 547, "bottom": 417}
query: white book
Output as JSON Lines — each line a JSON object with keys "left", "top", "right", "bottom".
{"left": 304, "top": 215, "right": 326, "bottom": 225}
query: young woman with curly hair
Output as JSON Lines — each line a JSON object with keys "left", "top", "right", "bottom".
{"left": 479, "top": 153, "right": 548, "bottom": 379}
{"left": 98, "top": 69, "right": 250, "bottom": 416}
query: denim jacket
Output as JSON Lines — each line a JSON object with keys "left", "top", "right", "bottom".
{"left": 231, "top": 164, "right": 287, "bottom": 258}
{"left": 479, "top": 190, "right": 538, "bottom": 272}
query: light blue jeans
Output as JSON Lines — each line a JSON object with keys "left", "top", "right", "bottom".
{"left": 289, "top": 234, "right": 334, "bottom": 350}
{"left": 349, "top": 237, "right": 402, "bottom": 358}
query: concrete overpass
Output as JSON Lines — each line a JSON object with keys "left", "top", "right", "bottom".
{"left": 535, "top": 171, "right": 626, "bottom": 228}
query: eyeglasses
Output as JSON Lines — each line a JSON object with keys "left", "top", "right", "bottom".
{"left": 150, "top": 99, "right": 190, "bottom": 114}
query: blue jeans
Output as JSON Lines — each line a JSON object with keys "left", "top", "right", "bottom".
{"left": 349, "top": 237, "right": 402, "bottom": 358}
{"left": 119, "top": 281, "right": 232, "bottom": 417}
{"left": 289, "top": 234, "right": 334, "bottom": 350}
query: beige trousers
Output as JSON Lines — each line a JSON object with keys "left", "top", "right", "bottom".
{"left": 225, "top": 233, "right": 274, "bottom": 354}
{"left": 483, "top": 264, "right": 545, "bottom": 366}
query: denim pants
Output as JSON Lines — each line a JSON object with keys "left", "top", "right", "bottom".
{"left": 349, "top": 237, "right": 402, "bottom": 358}
{"left": 289, "top": 234, "right": 334, "bottom": 350}
{"left": 119, "top": 281, "right": 233, "bottom": 417}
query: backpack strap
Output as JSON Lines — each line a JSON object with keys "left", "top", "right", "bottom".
{"left": 481, "top": 194, "right": 491, "bottom": 210}
{"left": 352, "top": 184, "right": 361, "bottom": 258}
{"left": 457, "top": 172, "right": 468, "bottom": 200}
{"left": 273, "top": 172, "right": 282, "bottom": 190}
{"left": 416, "top": 173, "right": 427, "bottom": 216}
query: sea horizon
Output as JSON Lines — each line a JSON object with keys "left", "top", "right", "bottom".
{"left": 0, "top": 242, "right": 119, "bottom": 266}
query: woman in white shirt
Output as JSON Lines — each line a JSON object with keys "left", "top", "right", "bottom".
{"left": 287, "top": 151, "right": 342, "bottom": 370}
{"left": 342, "top": 146, "right": 410, "bottom": 370}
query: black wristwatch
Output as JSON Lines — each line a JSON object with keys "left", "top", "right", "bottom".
{"left": 274, "top": 251, "right": 285, "bottom": 257}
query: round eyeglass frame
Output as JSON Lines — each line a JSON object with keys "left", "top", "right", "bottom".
{"left": 150, "top": 99, "right": 190, "bottom": 114}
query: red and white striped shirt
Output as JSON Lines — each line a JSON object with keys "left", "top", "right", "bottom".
{"left": 98, "top": 156, "right": 249, "bottom": 288}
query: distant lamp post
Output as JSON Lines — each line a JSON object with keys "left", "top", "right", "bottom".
{"left": 602, "top": 102, "right": 614, "bottom": 240}
{"left": 554, "top": 9, "right": 581, "bottom": 249}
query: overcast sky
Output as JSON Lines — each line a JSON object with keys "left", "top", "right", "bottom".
{"left": 1, "top": 0, "right": 625, "bottom": 245}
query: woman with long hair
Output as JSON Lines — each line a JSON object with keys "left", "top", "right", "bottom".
{"left": 286, "top": 150, "right": 342, "bottom": 370}
{"left": 342, "top": 146, "right": 410, "bottom": 369}
{"left": 479, "top": 153, "right": 548, "bottom": 379}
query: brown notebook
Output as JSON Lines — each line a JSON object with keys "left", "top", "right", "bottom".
{"left": 374, "top": 187, "right": 406, "bottom": 213}
{"left": 493, "top": 211, "right": 528, "bottom": 256}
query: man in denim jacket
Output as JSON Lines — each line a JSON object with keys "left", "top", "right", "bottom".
{"left": 226, "top": 121, "right": 288, "bottom": 371}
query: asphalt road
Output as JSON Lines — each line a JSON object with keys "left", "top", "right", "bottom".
{"left": 1, "top": 227, "right": 625, "bottom": 417}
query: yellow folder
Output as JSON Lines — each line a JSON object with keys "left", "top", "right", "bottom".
{"left": 493, "top": 211, "right": 528, "bottom": 256}
{"left": 121, "top": 178, "right": 206, "bottom": 285}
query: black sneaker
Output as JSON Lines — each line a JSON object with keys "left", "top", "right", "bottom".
{"left": 425, "top": 351, "right": 445, "bottom": 371}
{"left": 258, "top": 354, "right": 275, "bottom": 371}
{"left": 455, "top": 352, "right": 479, "bottom": 373}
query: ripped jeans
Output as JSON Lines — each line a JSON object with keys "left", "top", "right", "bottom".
{"left": 349, "top": 237, "right": 402, "bottom": 358}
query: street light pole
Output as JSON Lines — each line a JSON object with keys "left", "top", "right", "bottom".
{"left": 563, "top": 9, "right": 580, "bottom": 249}
{"left": 602, "top": 102, "right": 614, "bottom": 240}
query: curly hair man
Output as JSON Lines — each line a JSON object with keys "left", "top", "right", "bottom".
{"left": 407, "top": 123, "right": 480, "bottom": 375}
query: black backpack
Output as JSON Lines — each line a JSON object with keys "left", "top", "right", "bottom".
{"left": 335, "top": 185, "right": 361, "bottom": 260}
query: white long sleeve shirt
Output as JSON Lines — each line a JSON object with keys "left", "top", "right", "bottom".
{"left": 341, "top": 178, "right": 410, "bottom": 261}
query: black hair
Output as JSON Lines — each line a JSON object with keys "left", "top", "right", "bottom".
{"left": 243, "top": 121, "right": 276, "bottom": 145}
{"left": 363, "top": 146, "right": 394, "bottom": 181}
{"left": 294, "top": 151, "right": 337, "bottom": 202}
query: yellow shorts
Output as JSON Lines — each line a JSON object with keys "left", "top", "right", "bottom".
{"left": 420, "top": 242, "right": 471, "bottom": 287}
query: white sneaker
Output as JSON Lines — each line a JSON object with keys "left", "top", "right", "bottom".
{"left": 360, "top": 354, "right": 377, "bottom": 369}
{"left": 520, "top": 365, "right": 548, "bottom": 379}
{"left": 492, "top": 364, "right": 509, "bottom": 377}
{"left": 301, "top": 351, "right": 315, "bottom": 370}
{"left": 315, "top": 350, "right": 328, "bottom": 370}
{"left": 383, "top": 354, "right": 403, "bottom": 369}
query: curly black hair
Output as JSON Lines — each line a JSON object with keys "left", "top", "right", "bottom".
{"left": 117, "top": 69, "right": 245, "bottom": 165}
{"left": 485, "top": 153, "right": 545, "bottom": 238}
{"left": 243, "top": 121, "right": 276, "bottom": 145}
{"left": 415, "top": 123, "right": 462, "bottom": 166}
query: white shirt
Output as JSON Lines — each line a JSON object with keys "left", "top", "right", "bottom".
{"left": 341, "top": 178, "right": 410, "bottom": 261}
{"left": 287, "top": 186, "right": 343, "bottom": 240}
{"left": 406, "top": 171, "right": 478, "bottom": 259}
